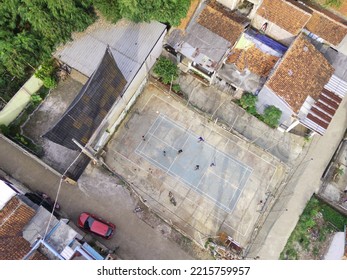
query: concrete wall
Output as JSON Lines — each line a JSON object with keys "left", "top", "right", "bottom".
{"left": 90, "top": 29, "right": 167, "bottom": 150}
{"left": 217, "top": 0, "right": 239, "bottom": 10}
{"left": 337, "top": 35, "right": 347, "bottom": 56}
{"left": 0, "top": 75, "right": 43, "bottom": 126}
{"left": 252, "top": 15, "right": 296, "bottom": 46}
{"left": 256, "top": 85, "right": 294, "bottom": 128}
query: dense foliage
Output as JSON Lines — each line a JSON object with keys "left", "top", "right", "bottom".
{"left": 94, "top": 0, "right": 191, "bottom": 26}
{"left": 0, "top": 0, "right": 95, "bottom": 101}
{"left": 239, "top": 92, "right": 257, "bottom": 115}
{"left": 262, "top": 105, "right": 282, "bottom": 128}
{"left": 153, "top": 57, "right": 179, "bottom": 84}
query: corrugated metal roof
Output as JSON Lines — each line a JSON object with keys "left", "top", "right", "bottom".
{"left": 300, "top": 75, "right": 345, "bottom": 135}
{"left": 55, "top": 20, "right": 166, "bottom": 80}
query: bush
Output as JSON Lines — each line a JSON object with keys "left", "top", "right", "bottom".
{"left": 153, "top": 57, "right": 178, "bottom": 84}
{"left": 31, "top": 94, "right": 43, "bottom": 106}
{"left": 35, "top": 59, "right": 58, "bottom": 89}
{"left": 172, "top": 84, "right": 181, "bottom": 93}
{"left": 240, "top": 92, "right": 257, "bottom": 110}
{"left": 262, "top": 105, "right": 282, "bottom": 128}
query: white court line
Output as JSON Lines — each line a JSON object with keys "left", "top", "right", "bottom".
{"left": 200, "top": 122, "right": 277, "bottom": 168}
{"left": 113, "top": 148, "right": 250, "bottom": 236}
{"left": 135, "top": 114, "right": 162, "bottom": 153}
{"left": 196, "top": 170, "right": 237, "bottom": 212}
{"left": 142, "top": 92, "right": 183, "bottom": 114}
{"left": 144, "top": 92, "right": 279, "bottom": 169}
{"left": 161, "top": 115, "right": 253, "bottom": 172}
{"left": 166, "top": 134, "right": 191, "bottom": 175}
{"left": 144, "top": 115, "right": 252, "bottom": 211}
{"left": 137, "top": 116, "right": 165, "bottom": 154}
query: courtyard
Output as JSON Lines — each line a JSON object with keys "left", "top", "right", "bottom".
{"left": 105, "top": 83, "right": 287, "bottom": 248}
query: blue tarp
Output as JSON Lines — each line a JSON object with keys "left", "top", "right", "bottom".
{"left": 246, "top": 28, "right": 288, "bottom": 55}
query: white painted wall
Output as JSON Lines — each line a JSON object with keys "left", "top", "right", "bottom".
{"left": 337, "top": 35, "right": 347, "bottom": 56}
{"left": 217, "top": 0, "right": 239, "bottom": 10}
{"left": 256, "top": 85, "right": 295, "bottom": 128}
{"left": 252, "top": 15, "right": 296, "bottom": 46}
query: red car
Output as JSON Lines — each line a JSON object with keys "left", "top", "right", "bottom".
{"left": 78, "top": 212, "right": 115, "bottom": 239}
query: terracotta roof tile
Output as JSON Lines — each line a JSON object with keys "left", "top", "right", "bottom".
{"left": 0, "top": 197, "right": 46, "bottom": 260}
{"left": 227, "top": 46, "right": 279, "bottom": 77}
{"left": 257, "top": 0, "right": 312, "bottom": 34}
{"left": 267, "top": 34, "right": 334, "bottom": 113}
{"left": 306, "top": 11, "right": 347, "bottom": 45}
{"left": 197, "top": 0, "right": 249, "bottom": 46}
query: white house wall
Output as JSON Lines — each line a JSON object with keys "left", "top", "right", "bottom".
{"left": 256, "top": 85, "right": 294, "bottom": 128}
{"left": 252, "top": 15, "right": 296, "bottom": 46}
{"left": 337, "top": 35, "right": 347, "bottom": 56}
{"left": 216, "top": 0, "right": 239, "bottom": 10}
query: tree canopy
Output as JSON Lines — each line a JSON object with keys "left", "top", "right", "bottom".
{"left": 0, "top": 0, "right": 95, "bottom": 100}
{"left": 94, "top": 0, "right": 191, "bottom": 26}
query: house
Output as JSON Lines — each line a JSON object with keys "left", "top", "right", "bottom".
{"left": 43, "top": 19, "right": 166, "bottom": 180}
{"left": 0, "top": 180, "right": 106, "bottom": 260}
{"left": 252, "top": 0, "right": 347, "bottom": 54}
{"left": 0, "top": 181, "right": 46, "bottom": 260}
{"left": 218, "top": 27, "right": 287, "bottom": 92}
{"left": 166, "top": 0, "right": 249, "bottom": 84}
{"left": 252, "top": 0, "right": 312, "bottom": 46}
{"left": 256, "top": 33, "right": 347, "bottom": 135}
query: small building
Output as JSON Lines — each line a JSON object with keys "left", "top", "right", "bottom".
{"left": 252, "top": 0, "right": 347, "bottom": 54}
{"left": 219, "top": 27, "right": 287, "bottom": 92}
{"left": 256, "top": 33, "right": 346, "bottom": 135}
{"left": 0, "top": 180, "right": 105, "bottom": 260}
{"left": 166, "top": 0, "right": 250, "bottom": 84}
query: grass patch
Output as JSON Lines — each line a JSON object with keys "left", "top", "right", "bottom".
{"left": 280, "top": 195, "right": 347, "bottom": 260}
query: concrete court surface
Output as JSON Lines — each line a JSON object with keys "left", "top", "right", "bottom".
{"left": 105, "top": 83, "right": 287, "bottom": 248}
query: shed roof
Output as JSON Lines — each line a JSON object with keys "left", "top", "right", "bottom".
{"left": 306, "top": 11, "right": 347, "bottom": 46}
{"left": 0, "top": 197, "right": 46, "bottom": 260}
{"left": 44, "top": 48, "right": 126, "bottom": 150}
{"left": 197, "top": 0, "right": 249, "bottom": 46}
{"left": 55, "top": 19, "right": 166, "bottom": 81}
{"left": 257, "top": 0, "right": 312, "bottom": 35}
{"left": 267, "top": 34, "right": 334, "bottom": 113}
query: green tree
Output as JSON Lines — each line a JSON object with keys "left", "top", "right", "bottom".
{"left": 0, "top": 0, "right": 95, "bottom": 99}
{"left": 94, "top": 0, "right": 191, "bottom": 26}
{"left": 239, "top": 92, "right": 257, "bottom": 111}
{"left": 153, "top": 57, "right": 178, "bottom": 84}
{"left": 262, "top": 105, "right": 282, "bottom": 128}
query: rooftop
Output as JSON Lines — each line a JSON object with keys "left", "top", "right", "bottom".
{"left": 305, "top": 11, "right": 347, "bottom": 46}
{"left": 55, "top": 18, "right": 166, "bottom": 82}
{"left": 197, "top": 0, "right": 249, "bottom": 46}
{"left": 267, "top": 33, "right": 334, "bottom": 113}
{"left": 226, "top": 31, "right": 283, "bottom": 77}
{"left": 0, "top": 197, "right": 46, "bottom": 260}
{"left": 257, "top": 0, "right": 311, "bottom": 35}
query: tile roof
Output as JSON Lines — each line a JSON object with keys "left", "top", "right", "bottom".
{"left": 197, "top": 0, "right": 249, "bottom": 46}
{"left": 257, "top": 0, "right": 312, "bottom": 35}
{"left": 0, "top": 197, "right": 46, "bottom": 260}
{"left": 267, "top": 34, "right": 334, "bottom": 113}
{"left": 305, "top": 11, "right": 347, "bottom": 46}
{"left": 227, "top": 46, "right": 279, "bottom": 77}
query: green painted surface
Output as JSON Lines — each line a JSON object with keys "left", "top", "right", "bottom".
{"left": 234, "top": 33, "right": 253, "bottom": 50}
{"left": 0, "top": 75, "right": 43, "bottom": 126}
